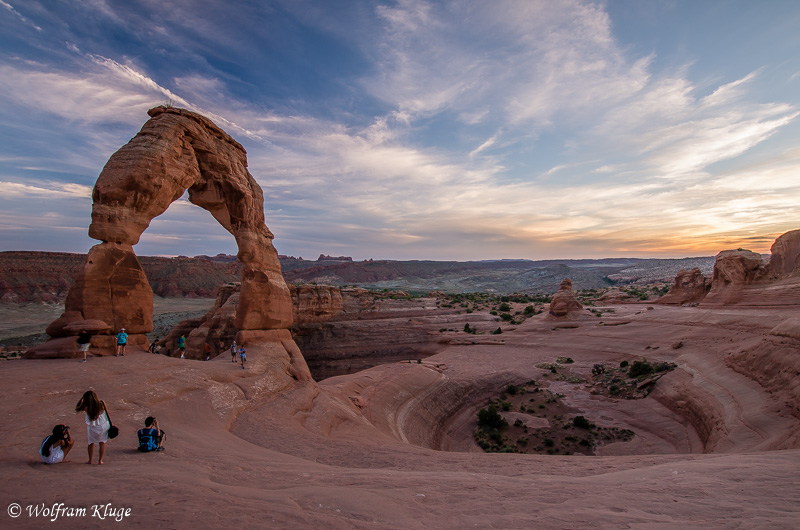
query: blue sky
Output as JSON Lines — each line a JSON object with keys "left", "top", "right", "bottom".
{"left": 1, "top": 0, "right": 799, "bottom": 260}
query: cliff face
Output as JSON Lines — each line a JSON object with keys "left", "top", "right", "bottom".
{"left": 0, "top": 252, "right": 241, "bottom": 302}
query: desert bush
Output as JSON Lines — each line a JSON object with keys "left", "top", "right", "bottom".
{"left": 543, "top": 438, "right": 554, "bottom": 447}
{"left": 619, "top": 360, "right": 629, "bottom": 368}
{"left": 498, "top": 302, "right": 511, "bottom": 312}
{"left": 500, "top": 313, "right": 513, "bottom": 321}
{"left": 524, "top": 305, "right": 535, "bottom": 315}
{"left": 628, "top": 360, "right": 652, "bottom": 378}
{"left": 477, "top": 406, "right": 508, "bottom": 430}
{"left": 507, "top": 384, "right": 519, "bottom": 395}
{"left": 557, "top": 356, "right": 574, "bottom": 364}
{"left": 514, "top": 419, "right": 524, "bottom": 427}
{"left": 573, "top": 416, "right": 593, "bottom": 429}
{"left": 500, "top": 401, "right": 512, "bottom": 412}
{"left": 492, "top": 327, "right": 503, "bottom": 335}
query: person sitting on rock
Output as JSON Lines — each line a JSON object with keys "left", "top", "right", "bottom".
{"left": 115, "top": 328, "right": 128, "bottom": 356}
{"left": 137, "top": 416, "right": 165, "bottom": 452}
{"left": 148, "top": 339, "right": 160, "bottom": 354}
{"left": 77, "top": 329, "right": 91, "bottom": 363}
{"left": 40, "top": 424, "right": 74, "bottom": 464}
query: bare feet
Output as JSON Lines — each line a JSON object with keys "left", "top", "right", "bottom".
{"left": 86, "top": 460, "right": 93, "bottom": 464}
{"left": 98, "top": 461, "right": 104, "bottom": 465}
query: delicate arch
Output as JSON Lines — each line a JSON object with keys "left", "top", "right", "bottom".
{"left": 33, "top": 107, "right": 293, "bottom": 357}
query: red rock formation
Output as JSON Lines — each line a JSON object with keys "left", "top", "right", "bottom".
{"left": 548, "top": 278, "right": 584, "bottom": 317}
{"left": 767, "top": 229, "right": 800, "bottom": 277}
{"left": 658, "top": 268, "right": 710, "bottom": 305}
{"left": 701, "top": 250, "right": 766, "bottom": 306}
{"left": 28, "top": 107, "right": 298, "bottom": 369}
{"left": 597, "top": 289, "right": 635, "bottom": 304}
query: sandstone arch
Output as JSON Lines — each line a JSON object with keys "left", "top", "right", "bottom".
{"left": 29, "top": 107, "right": 297, "bottom": 366}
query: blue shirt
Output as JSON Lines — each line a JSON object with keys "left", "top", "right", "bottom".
{"left": 116, "top": 332, "right": 127, "bottom": 344}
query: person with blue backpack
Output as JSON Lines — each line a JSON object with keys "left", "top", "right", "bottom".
{"left": 137, "top": 416, "right": 165, "bottom": 452}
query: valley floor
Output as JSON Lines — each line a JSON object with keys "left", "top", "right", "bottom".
{"left": 1, "top": 304, "right": 799, "bottom": 528}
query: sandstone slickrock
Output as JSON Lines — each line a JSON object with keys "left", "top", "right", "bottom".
{"left": 27, "top": 107, "right": 298, "bottom": 371}
{"left": 658, "top": 268, "right": 710, "bottom": 305}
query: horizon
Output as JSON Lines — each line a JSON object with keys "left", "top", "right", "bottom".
{"left": 1, "top": 1, "right": 799, "bottom": 261}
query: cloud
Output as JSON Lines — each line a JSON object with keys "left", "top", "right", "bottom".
{"left": 0, "top": 180, "right": 92, "bottom": 198}
{"left": 1, "top": 0, "right": 41, "bottom": 31}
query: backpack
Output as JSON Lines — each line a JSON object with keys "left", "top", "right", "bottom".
{"left": 137, "top": 429, "right": 158, "bottom": 452}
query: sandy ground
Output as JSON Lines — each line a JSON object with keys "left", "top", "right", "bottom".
{"left": 1, "top": 304, "right": 799, "bottom": 528}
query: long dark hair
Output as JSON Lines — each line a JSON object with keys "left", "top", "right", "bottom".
{"left": 75, "top": 390, "right": 104, "bottom": 421}
{"left": 41, "top": 424, "right": 67, "bottom": 457}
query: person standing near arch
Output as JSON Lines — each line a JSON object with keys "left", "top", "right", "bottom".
{"left": 177, "top": 335, "right": 186, "bottom": 359}
{"left": 115, "top": 328, "right": 127, "bottom": 356}
{"left": 77, "top": 329, "right": 91, "bottom": 362}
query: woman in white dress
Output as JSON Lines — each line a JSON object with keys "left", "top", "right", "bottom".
{"left": 75, "top": 390, "right": 110, "bottom": 464}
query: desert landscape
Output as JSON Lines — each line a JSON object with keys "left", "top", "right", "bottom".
{"left": 1, "top": 105, "right": 799, "bottom": 529}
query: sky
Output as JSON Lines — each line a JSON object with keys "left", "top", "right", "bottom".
{"left": 1, "top": 0, "right": 799, "bottom": 261}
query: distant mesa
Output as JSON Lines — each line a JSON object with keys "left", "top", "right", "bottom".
{"left": 27, "top": 106, "right": 303, "bottom": 380}
{"left": 318, "top": 254, "right": 353, "bottom": 262}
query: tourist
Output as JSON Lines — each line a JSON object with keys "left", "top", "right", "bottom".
{"left": 177, "top": 335, "right": 186, "bottom": 359}
{"left": 75, "top": 390, "right": 110, "bottom": 465}
{"left": 148, "top": 338, "right": 160, "bottom": 354}
{"left": 239, "top": 346, "right": 246, "bottom": 370}
{"left": 115, "top": 328, "right": 127, "bottom": 356}
{"left": 230, "top": 340, "right": 237, "bottom": 363}
{"left": 76, "top": 329, "right": 91, "bottom": 362}
{"left": 40, "top": 424, "right": 74, "bottom": 464}
{"left": 137, "top": 416, "right": 165, "bottom": 452}
{"left": 204, "top": 341, "right": 211, "bottom": 361}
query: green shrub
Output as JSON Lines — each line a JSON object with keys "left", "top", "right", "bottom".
{"left": 573, "top": 416, "right": 593, "bottom": 429}
{"left": 507, "top": 384, "right": 519, "bottom": 395}
{"left": 500, "top": 313, "right": 513, "bottom": 321}
{"left": 500, "top": 401, "right": 512, "bottom": 412}
{"left": 524, "top": 305, "right": 535, "bottom": 315}
{"left": 477, "top": 406, "right": 508, "bottom": 430}
{"left": 628, "top": 360, "right": 652, "bottom": 378}
{"left": 620, "top": 360, "right": 629, "bottom": 368}
{"left": 492, "top": 327, "right": 503, "bottom": 335}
